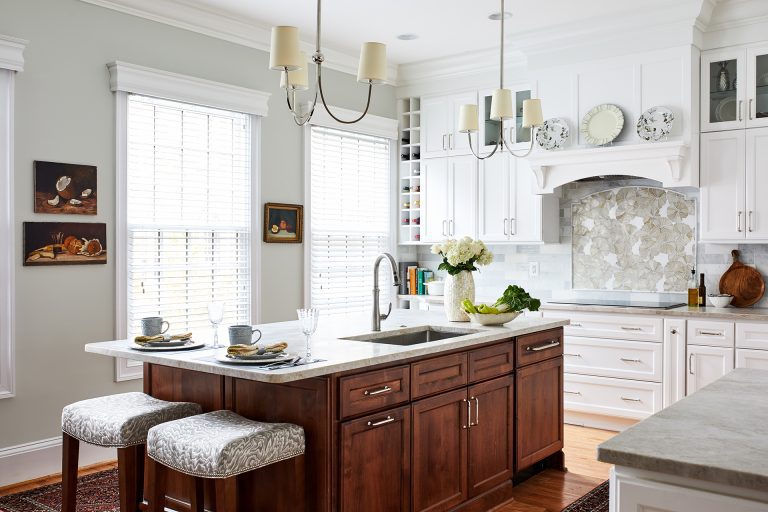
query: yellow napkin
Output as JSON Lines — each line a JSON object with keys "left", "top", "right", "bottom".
{"left": 227, "top": 342, "right": 288, "bottom": 357}
{"left": 134, "top": 332, "right": 193, "bottom": 344}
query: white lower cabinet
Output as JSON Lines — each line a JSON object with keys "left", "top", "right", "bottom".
{"left": 563, "top": 374, "right": 662, "bottom": 420}
{"left": 564, "top": 337, "right": 662, "bottom": 382}
{"left": 686, "top": 345, "right": 734, "bottom": 395}
{"left": 736, "top": 348, "right": 768, "bottom": 370}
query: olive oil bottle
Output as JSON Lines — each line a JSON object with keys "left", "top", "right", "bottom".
{"left": 687, "top": 269, "right": 698, "bottom": 307}
{"left": 698, "top": 273, "right": 707, "bottom": 307}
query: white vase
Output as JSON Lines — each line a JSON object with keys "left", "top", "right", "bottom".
{"left": 444, "top": 271, "right": 475, "bottom": 322}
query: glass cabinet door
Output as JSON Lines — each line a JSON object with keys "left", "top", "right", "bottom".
{"left": 479, "top": 86, "right": 532, "bottom": 150}
{"left": 701, "top": 50, "right": 745, "bottom": 132}
{"left": 747, "top": 45, "right": 768, "bottom": 128}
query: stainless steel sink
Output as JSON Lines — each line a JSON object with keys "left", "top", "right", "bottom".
{"left": 342, "top": 326, "right": 480, "bottom": 346}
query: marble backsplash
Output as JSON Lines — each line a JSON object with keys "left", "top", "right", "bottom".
{"left": 400, "top": 177, "right": 768, "bottom": 308}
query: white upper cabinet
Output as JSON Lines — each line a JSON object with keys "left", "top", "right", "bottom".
{"left": 421, "top": 158, "right": 450, "bottom": 242}
{"left": 745, "top": 127, "right": 768, "bottom": 238}
{"left": 421, "top": 91, "right": 477, "bottom": 158}
{"left": 746, "top": 44, "right": 768, "bottom": 129}
{"left": 420, "top": 156, "right": 477, "bottom": 242}
{"left": 449, "top": 156, "right": 477, "bottom": 239}
{"left": 478, "top": 85, "right": 535, "bottom": 154}
{"left": 477, "top": 155, "right": 510, "bottom": 242}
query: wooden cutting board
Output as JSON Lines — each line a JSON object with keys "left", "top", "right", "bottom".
{"left": 719, "top": 250, "right": 765, "bottom": 308}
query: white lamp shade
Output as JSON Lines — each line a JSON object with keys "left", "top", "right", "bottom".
{"left": 357, "top": 42, "right": 387, "bottom": 83}
{"left": 458, "top": 104, "right": 479, "bottom": 133}
{"left": 522, "top": 99, "right": 544, "bottom": 127}
{"left": 269, "top": 26, "right": 302, "bottom": 71}
{"left": 280, "top": 52, "right": 309, "bottom": 90}
{"left": 490, "top": 88, "right": 514, "bottom": 121}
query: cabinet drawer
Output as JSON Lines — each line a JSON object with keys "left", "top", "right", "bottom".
{"left": 735, "top": 322, "right": 768, "bottom": 350}
{"left": 687, "top": 320, "right": 734, "bottom": 348}
{"left": 340, "top": 365, "right": 410, "bottom": 419}
{"left": 468, "top": 342, "right": 514, "bottom": 383}
{"left": 545, "top": 311, "right": 663, "bottom": 342}
{"left": 563, "top": 337, "right": 662, "bottom": 382}
{"left": 736, "top": 348, "right": 768, "bottom": 370}
{"left": 563, "top": 374, "right": 662, "bottom": 420}
{"left": 411, "top": 353, "right": 468, "bottom": 399}
{"left": 516, "top": 329, "right": 563, "bottom": 367}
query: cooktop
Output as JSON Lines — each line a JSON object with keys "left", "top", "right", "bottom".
{"left": 547, "top": 299, "right": 686, "bottom": 309}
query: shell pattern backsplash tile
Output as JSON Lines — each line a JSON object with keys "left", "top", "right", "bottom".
{"left": 572, "top": 187, "right": 696, "bottom": 292}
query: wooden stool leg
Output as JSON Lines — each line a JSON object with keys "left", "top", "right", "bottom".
{"left": 189, "top": 476, "right": 205, "bottom": 512}
{"left": 117, "top": 445, "right": 142, "bottom": 512}
{"left": 61, "top": 432, "right": 79, "bottom": 512}
{"left": 214, "top": 476, "right": 237, "bottom": 512}
{"left": 293, "top": 455, "right": 306, "bottom": 512}
{"left": 145, "top": 457, "right": 167, "bottom": 512}
{"left": 135, "top": 444, "right": 146, "bottom": 506}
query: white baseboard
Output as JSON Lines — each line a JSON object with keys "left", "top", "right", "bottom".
{"left": 0, "top": 436, "right": 116, "bottom": 488}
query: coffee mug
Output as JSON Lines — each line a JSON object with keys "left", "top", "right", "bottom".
{"left": 228, "top": 325, "right": 263, "bottom": 345}
{"left": 141, "top": 317, "right": 170, "bottom": 336}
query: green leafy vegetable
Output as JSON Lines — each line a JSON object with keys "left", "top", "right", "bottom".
{"left": 493, "top": 285, "right": 541, "bottom": 312}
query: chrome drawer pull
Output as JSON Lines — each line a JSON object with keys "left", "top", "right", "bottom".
{"left": 621, "top": 397, "right": 642, "bottom": 403}
{"left": 463, "top": 398, "right": 470, "bottom": 429}
{"left": 620, "top": 357, "right": 642, "bottom": 363}
{"left": 564, "top": 353, "right": 582, "bottom": 358}
{"left": 367, "top": 416, "right": 395, "bottom": 427}
{"left": 364, "top": 385, "right": 392, "bottom": 396}
{"left": 699, "top": 331, "right": 723, "bottom": 337}
{"left": 526, "top": 340, "right": 561, "bottom": 352}
{"left": 473, "top": 397, "right": 480, "bottom": 426}
{"left": 621, "top": 326, "right": 643, "bottom": 331}
{"left": 564, "top": 390, "right": 581, "bottom": 395}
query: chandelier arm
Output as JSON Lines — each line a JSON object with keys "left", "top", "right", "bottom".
{"left": 500, "top": 127, "right": 537, "bottom": 158}
{"left": 282, "top": 65, "right": 321, "bottom": 126}
{"left": 317, "top": 64, "right": 374, "bottom": 124}
{"left": 467, "top": 132, "right": 501, "bottom": 160}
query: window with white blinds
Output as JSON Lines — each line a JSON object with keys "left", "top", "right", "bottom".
{"left": 310, "top": 126, "right": 392, "bottom": 316}
{"left": 126, "top": 94, "right": 252, "bottom": 337}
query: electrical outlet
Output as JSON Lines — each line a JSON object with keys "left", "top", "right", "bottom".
{"left": 528, "top": 262, "right": 539, "bottom": 279}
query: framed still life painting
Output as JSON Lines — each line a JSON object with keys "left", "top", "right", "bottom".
{"left": 263, "top": 203, "right": 303, "bottom": 243}
{"left": 23, "top": 222, "right": 107, "bottom": 266}
{"left": 34, "top": 160, "right": 97, "bottom": 215}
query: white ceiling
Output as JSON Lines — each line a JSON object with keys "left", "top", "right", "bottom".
{"left": 186, "top": 0, "right": 674, "bottom": 65}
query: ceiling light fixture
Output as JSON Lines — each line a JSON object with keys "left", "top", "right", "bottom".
{"left": 269, "top": 0, "right": 387, "bottom": 126}
{"left": 397, "top": 33, "right": 419, "bottom": 41}
{"left": 460, "top": 0, "right": 543, "bottom": 160}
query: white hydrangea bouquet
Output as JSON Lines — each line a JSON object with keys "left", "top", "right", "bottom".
{"left": 431, "top": 237, "right": 493, "bottom": 275}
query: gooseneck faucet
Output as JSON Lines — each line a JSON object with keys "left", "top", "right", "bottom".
{"left": 372, "top": 253, "right": 401, "bottom": 331}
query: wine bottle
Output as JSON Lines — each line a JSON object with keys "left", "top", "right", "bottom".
{"left": 687, "top": 269, "right": 698, "bottom": 307}
{"left": 698, "top": 273, "right": 707, "bottom": 307}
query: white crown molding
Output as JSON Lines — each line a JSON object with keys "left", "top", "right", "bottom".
{"left": 307, "top": 103, "right": 398, "bottom": 139}
{"left": 0, "top": 35, "right": 27, "bottom": 72}
{"left": 107, "top": 61, "right": 270, "bottom": 115}
{"left": 80, "top": 0, "right": 399, "bottom": 83}
{"left": 703, "top": 0, "right": 768, "bottom": 49}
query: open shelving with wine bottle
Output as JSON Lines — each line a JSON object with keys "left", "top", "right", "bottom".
{"left": 398, "top": 97, "right": 423, "bottom": 244}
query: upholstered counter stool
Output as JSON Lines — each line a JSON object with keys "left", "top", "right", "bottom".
{"left": 61, "top": 392, "right": 202, "bottom": 512}
{"left": 145, "top": 409, "right": 306, "bottom": 512}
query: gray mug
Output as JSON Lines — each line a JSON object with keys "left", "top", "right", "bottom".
{"left": 141, "top": 317, "right": 169, "bottom": 336}
{"left": 228, "top": 325, "right": 262, "bottom": 345}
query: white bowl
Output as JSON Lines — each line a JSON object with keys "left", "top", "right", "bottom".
{"left": 425, "top": 281, "right": 444, "bottom": 296}
{"left": 467, "top": 311, "right": 522, "bottom": 326}
{"left": 709, "top": 295, "right": 733, "bottom": 308}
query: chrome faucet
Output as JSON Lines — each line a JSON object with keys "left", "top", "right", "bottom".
{"left": 372, "top": 253, "right": 401, "bottom": 331}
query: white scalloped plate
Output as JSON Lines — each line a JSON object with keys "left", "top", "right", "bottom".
{"left": 580, "top": 104, "right": 624, "bottom": 146}
{"left": 536, "top": 117, "right": 569, "bottom": 150}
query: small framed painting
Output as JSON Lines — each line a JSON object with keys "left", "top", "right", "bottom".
{"left": 23, "top": 222, "right": 107, "bottom": 266}
{"left": 34, "top": 160, "right": 97, "bottom": 215}
{"left": 263, "top": 203, "right": 303, "bottom": 243}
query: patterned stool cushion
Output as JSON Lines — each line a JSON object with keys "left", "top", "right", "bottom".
{"left": 147, "top": 410, "right": 305, "bottom": 478}
{"left": 62, "top": 392, "right": 202, "bottom": 448}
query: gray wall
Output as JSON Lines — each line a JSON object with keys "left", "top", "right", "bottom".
{"left": 0, "top": 0, "right": 396, "bottom": 448}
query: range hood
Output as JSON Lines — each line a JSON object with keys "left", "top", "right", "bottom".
{"left": 525, "top": 141, "right": 693, "bottom": 194}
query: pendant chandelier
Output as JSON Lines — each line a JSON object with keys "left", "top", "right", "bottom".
{"left": 458, "top": 0, "right": 544, "bottom": 160}
{"left": 269, "top": 0, "right": 387, "bottom": 126}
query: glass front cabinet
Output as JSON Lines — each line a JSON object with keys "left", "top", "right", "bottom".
{"left": 478, "top": 84, "right": 536, "bottom": 152}
{"left": 702, "top": 45, "right": 768, "bottom": 132}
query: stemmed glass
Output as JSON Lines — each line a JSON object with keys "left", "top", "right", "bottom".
{"left": 296, "top": 308, "right": 319, "bottom": 359}
{"left": 207, "top": 301, "right": 225, "bottom": 348}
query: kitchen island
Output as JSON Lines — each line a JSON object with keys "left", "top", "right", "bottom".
{"left": 598, "top": 368, "right": 768, "bottom": 512}
{"left": 86, "top": 309, "right": 568, "bottom": 512}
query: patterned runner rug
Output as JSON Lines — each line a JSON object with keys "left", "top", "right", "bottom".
{"left": 560, "top": 479, "right": 609, "bottom": 512}
{"left": 0, "top": 468, "right": 119, "bottom": 512}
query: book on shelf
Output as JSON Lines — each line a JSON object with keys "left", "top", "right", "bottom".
{"left": 408, "top": 266, "right": 418, "bottom": 295}
{"left": 398, "top": 261, "right": 417, "bottom": 295}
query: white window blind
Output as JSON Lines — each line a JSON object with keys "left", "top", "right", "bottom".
{"left": 310, "top": 126, "right": 392, "bottom": 316}
{"left": 126, "top": 94, "right": 252, "bottom": 337}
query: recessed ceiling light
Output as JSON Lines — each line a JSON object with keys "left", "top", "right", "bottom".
{"left": 488, "top": 11, "right": 512, "bottom": 20}
{"left": 397, "top": 33, "right": 419, "bottom": 41}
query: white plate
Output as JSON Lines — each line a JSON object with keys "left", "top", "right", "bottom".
{"left": 715, "top": 96, "right": 737, "bottom": 122}
{"left": 215, "top": 352, "right": 295, "bottom": 365}
{"left": 580, "top": 104, "right": 624, "bottom": 146}
{"left": 636, "top": 106, "right": 674, "bottom": 142}
{"left": 536, "top": 117, "right": 569, "bottom": 150}
{"left": 131, "top": 340, "right": 206, "bottom": 351}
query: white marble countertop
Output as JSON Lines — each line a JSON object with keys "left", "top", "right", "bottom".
{"left": 597, "top": 368, "right": 768, "bottom": 492}
{"left": 85, "top": 309, "right": 568, "bottom": 383}
{"left": 542, "top": 302, "right": 768, "bottom": 321}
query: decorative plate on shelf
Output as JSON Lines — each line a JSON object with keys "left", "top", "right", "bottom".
{"left": 636, "top": 106, "right": 674, "bottom": 142}
{"left": 535, "top": 118, "right": 569, "bottom": 150}
{"left": 131, "top": 340, "right": 206, "bottom": 351}
{"left": 715, "top": 96, "right": 737, "bottom": 122}
{"left": 580, "top": 104, "right": 624, "bottom": 146}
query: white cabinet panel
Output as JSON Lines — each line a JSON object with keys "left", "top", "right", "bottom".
{"left": 449, "top": 156, "right": 477, "bottom": 238}
{"left": 641, "top": 58, "right": 685, "bottom": 139}
{"left": 687, "top": 320, "right": 734, "bottom": 348}
{"left": 664, "top": 318, "right": 687, "bottom": 407}
{"left": 563, "top": 374, "right": 662, "bottom": 420}
{"left": 700, "top": 130, "right": 746, "bottom": 241}
{"left": 736, "top": 321, "right": 768, "bottom": 350}
{"left": 448, "top": 92, "right": 477, "bottom": 156}
{"left": 745, "top": 127, "right": 768, "bottom": 238}
{"left": 686, "top": 345, "right": 734, "bottom": 396}
{"left": 560, "top": 312, "right": 664, "bottom": 342}
{"left": 421, "top": 96, "right": 449, "bottom": 158}
{"left": 736, "top": 349, "right": 768, "bottom": 370}
{"left": 701, "top": 48, "right": 746, "bottom": 132}
{"left": 577, "top": 65, "right": 636, "bottom": 145}
{"left": 746, "top": 44, "right": 768, "bottom": 129}
{"left": 421, "top": 159, "right": 449, "bottom": 242}
{"left": 564, "top": 337, "right": 663, "bottom": 382}
{"left": 477, "top": 155, "right": 510, "bottom": 242}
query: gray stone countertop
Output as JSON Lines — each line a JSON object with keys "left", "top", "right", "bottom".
{"left": 542, "top": 302, "right": 768, "bottom": 321}
{"left": 597, "top": 368, "right": 768, "bottom": 492}
{"left": 85, "top": 309, "right": 567, "bottom": 384}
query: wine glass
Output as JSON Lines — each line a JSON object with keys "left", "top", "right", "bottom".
{"left": 296, "top": 308, "right": 319, "bottom": 359}
{"left": 208, "top": 301, "right": 225, "bottom": 348}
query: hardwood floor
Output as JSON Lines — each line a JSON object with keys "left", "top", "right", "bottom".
{"left": 0, "top": 425, "right": 615, "bottom": 511}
